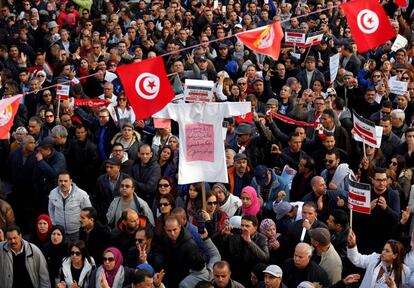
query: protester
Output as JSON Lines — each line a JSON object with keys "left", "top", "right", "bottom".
{"left": 0, "top": 1, "right": 414, "bottom": 287}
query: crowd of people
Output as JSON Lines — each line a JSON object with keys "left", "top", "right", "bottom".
{"left": 1, "top": 0, "right": 414, "bottom": 287}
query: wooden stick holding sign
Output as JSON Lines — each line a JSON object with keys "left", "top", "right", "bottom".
{"left": 201, "top": 182, "right": 206, "bottom": 211}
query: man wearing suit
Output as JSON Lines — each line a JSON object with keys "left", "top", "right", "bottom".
{"left": 341, "top": 44, "right": 361, "bottom": 76}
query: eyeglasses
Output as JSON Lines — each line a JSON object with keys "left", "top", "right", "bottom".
{"left": 120, "top": 184, "right": 132, "bottom": 188}
{"left": 102, "top": 257, "right": 115, "bottom": 262}
{"left": 158, "top": 184, "right": 170, "bottom": 188}
{"left": 45, "top": 115, "right": 54, "bottom": 118}
{"left": 238, "top": 82, "right": 247, "bottom": 86}
{"left": 374, "top": 178, "right": 387, "bottom": 182}
{"left": 71, "top": 251, "right": 81, "bottom": 256}
{"left": 159, "top": 202, "right": 171, "bottom": 207}
{"left": 207, "top": 201, "right": 218, "bottom": 205}
{"left": 324, "top": 159, "right": 334, "bottom": 164}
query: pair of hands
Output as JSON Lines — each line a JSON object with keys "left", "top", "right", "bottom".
{"left": 221, "top": 225, "right": 252, "bottom": 243}
{"left": 99, "top": 270, "right": 166, "bottom": 288}
{"left": 57, "top": 281, "right": 78, "bottom": 288}
{"left": 371, "top": 196, "right": 388, "bottom": 210}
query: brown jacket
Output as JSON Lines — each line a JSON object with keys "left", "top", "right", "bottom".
{"left": 0, "top": 199, "right": 15, "bottom": 231}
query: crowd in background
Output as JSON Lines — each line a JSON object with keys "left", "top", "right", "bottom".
{"left": 1, "top": 0, "right": 414, "bottom": 287}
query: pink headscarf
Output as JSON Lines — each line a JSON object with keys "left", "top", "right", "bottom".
{"left": 241, "top": 186, "right": 261, "bottom": 216}
{"left": 103, "top": 247, "right": 123, "bottom": 287}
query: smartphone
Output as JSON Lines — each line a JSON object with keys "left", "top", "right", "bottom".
{"left": 197, "top": 221, "right": 205, "bottom": 234}
{"left": 231, "top": 228, "right": 243, "bottom": 234}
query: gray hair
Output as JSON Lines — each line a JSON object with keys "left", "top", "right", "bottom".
{"left": 391, "top": 109, "right": 405, "bottom": 122}
{"left": 296, "top": 242, "right": 312, "bottom": 257}
{"left": 51, "top": 125, "right": 68, "bottom": 138}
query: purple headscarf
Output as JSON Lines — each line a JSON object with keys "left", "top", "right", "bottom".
{"left": 103, "top": 247, "right": 123, "bottom": 287}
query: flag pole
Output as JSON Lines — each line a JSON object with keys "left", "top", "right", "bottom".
{"left": 349, "top": 208, "right": 353, "bottom": 230}
{"left": 362, "top": 140, "right": 367, "bottom": 158}
{"left": 56, "top": 96, "right": 61, "bottom": 120}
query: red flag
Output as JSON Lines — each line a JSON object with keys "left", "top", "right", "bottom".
{"left": 117, "top": 57, "right": 175, "bottom": 120}
{"left": 236, "top": 21, "right": 284, "bottom": 60}
{"left": 341, "top": 0, "right": 395, "bottom": 53}
{"left": 235, "top": 112, "right": 253, "bottom": 124}
{"left": 0, "top": 94, "right": 23, "bottom": 139}
{"left": 394, "top": 0, "right": 407, "bottom": 7}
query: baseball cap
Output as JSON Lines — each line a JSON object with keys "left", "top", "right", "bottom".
{"left": 305, "top": 55, "right": 316, "bottom": 62}
{"left": 235, "top": 123, "right": 252, "bottom": 135}
{"left": 234, "top": 153, "right": 247, "bottom": 162}
{"left": 274, "top": 201, "right": 293, "bottom": 220}
{"left": 219, "top": 43, "right": 228, "bottom": 49}
{"left": 254, "top": 165, "right": 269, "bottom": 186}
{"left": 263, "top": 265, "right": 283, "bottom": 277}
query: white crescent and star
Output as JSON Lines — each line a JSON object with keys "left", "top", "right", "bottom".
{"left": 135, "top": 72, "right": 160, "bottom": 100}
{"left": 357, "top": 9, "right": 379, "bottom": 34}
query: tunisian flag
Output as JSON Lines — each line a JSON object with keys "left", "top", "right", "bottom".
{"left": 341, "top": 0, "right": 395, "bottom": 53}
{"left": 117, "top": 57, "right": 175, "bottom": 120}
{"left": 236, "top": 21, "right": 284, "bottom": 60}
{"left": 0, "top": 94, "right": 23, "bottom": 139}
{"left": 394, "top": 0, "right": 407, "bottom": 7}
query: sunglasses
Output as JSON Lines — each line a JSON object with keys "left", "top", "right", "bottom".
{"left": 324, "top": 159, "right": 334, "bottom": 164}
{"left": 120, "top": 184, "right": 132, "bottom": 188}
{"left": 102, "top": 257, "right": 115, "bottom": 262}
{"left": 118, "top": 98, "right": 127, "bottom": 101}
{"left": 207, "top": 201, "right": 218, "bottom": 205}
{"left": 159, "top": 202, "right": 170, "bottom": 207}
{"left": 238, "top": 82, "right": 247, "bottom": 85}
{"left": 45, "top": 115, "right": 54, "bottom": 118}
{"left": 71, "top": 251, "right": 81, "bottom": 256}
{"left": 390, "top": 161, "right": 398, "bottom": 166}
{"left": 158, "top": 184, "right": 170, "bottom": 188}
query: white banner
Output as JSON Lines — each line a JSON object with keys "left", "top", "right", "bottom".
{"left": 184, "top": 79, "right": 214, "bottom": 103}
{"left": 329, "top": 53, "right": 340, "bottom": 83}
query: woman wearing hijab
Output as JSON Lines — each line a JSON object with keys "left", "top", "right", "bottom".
{"left": 25, "top": 213, "right": 52, "bottom": 250}
{"left": 212, "top": 183, "right": 242, "bottom": 217}
{"left": 89, "top": 247, "right": 135, "bottom": 288}
{"left": 240, "top": 186, "right": 261, "bottom": 217}
{"left": 43, "top": 225, "right": 69, "bottom": 286}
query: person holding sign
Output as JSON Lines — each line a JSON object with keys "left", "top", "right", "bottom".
{"left": 353, "top": 168, "right": 401, "bottom": 254}
{"left": 347, "top": 230, "right": 410, "bottom": 287}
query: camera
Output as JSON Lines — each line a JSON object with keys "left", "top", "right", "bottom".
{"left": 231, "top": 228, "right": 243, "bottom": 234}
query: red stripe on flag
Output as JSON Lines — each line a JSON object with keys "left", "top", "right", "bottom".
{"left": 348, "top": 204, "right": 371, "bottom": 214}
{"left": 355, "top": 123, "right": 374, "bottom": 137}
{"left": 354, "top": 126, "right": 377, "bottom": 145}
{"left": 349, "top": 191, "right": 366, "bottom": 202}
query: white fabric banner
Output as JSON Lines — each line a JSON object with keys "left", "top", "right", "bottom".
{"left": 154, "top": 102, "right": 251, "bottom": 184}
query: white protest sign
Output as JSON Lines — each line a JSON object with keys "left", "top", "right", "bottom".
{"left": 354, "top": 125, "right": 383, "bottom": 148}
{"left": 389, "top": 78, "right": 408, "bottom": 95}
{"left": 353, "top": 111, "right": 379, "bottom": 147}
{"left": 348, "top": 179, "right": 371, "bottom": 214}
{"left": 285, "top": 29, "right": 306, "bottom": 46}
{"left": 391, "top": 34, "right": 408, "bottom": 52}
{"left": 56, "top": 84, "right": 70, "bottom": 100}
{"left": 329, "top": 53, "right": 340, "bottom": 83}
{"left": 184, "top": 79, "right": 214, "bottom": 102}
{"left": 304, "top": 31, "right": 324, "bottom": 46}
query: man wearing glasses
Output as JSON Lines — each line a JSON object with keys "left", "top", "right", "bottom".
{"left": 106, "top": 177, "right": 154, "bottom": 229}
{"left": 352, "top": 167, "right": 400, "bottom": 254}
